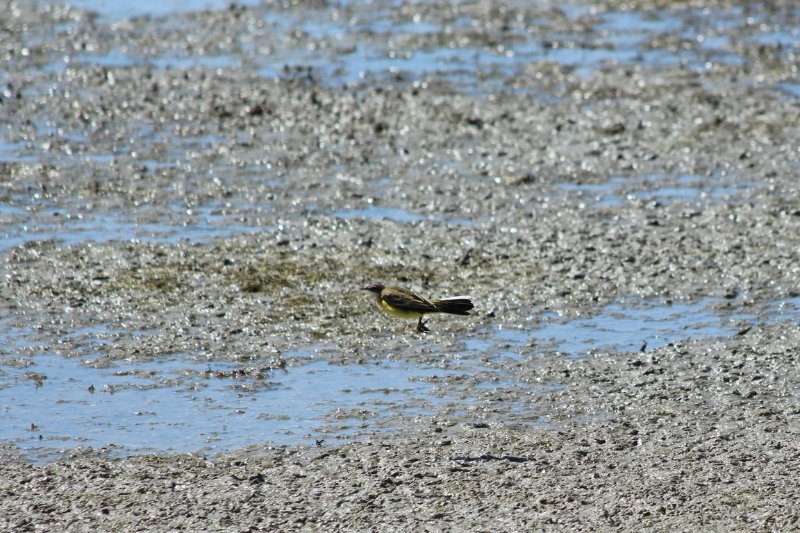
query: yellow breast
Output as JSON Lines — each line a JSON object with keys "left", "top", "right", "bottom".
{"left": 379, "top": 298, "right": 423, "bottom": 319}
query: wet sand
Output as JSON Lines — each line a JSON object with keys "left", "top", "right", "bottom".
{"left": 2, "top": 0, "right": 800, "bottom": 530}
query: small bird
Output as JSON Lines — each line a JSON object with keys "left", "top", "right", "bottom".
{"left": 362, "top": 283, "right": 474, "bottom": 332}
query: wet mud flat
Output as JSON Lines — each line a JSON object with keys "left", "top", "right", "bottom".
{"left": 2, "top": 0, "right": 800, "bottom": 530}
{"left": 2, "top": 325, "right": 799, "bottom": 530}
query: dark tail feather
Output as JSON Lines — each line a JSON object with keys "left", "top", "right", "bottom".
{"left": 433, "top": 297, "right": 474, "bottom": 316}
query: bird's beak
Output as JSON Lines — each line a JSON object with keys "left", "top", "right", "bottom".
{"left": 361, "top": 284, "right": 381, "bottom": 293}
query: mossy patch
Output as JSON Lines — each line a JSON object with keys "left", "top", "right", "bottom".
{"left": 111, "top": 266, "right": 188, "bottom": 294}
{"left": 233, "top": 266, "right": 295, "bottom": 294}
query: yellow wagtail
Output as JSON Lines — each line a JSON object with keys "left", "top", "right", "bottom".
{"left": 362, "top": 283, "right": 474, "bottom": 332}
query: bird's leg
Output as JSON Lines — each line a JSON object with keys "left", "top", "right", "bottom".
{"left": 416, "top": 316, "right": 430, "bottom": 333}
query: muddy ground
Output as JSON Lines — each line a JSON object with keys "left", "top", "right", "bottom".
{"left": 1, "top": 0, "right": 800, "bottom": 530}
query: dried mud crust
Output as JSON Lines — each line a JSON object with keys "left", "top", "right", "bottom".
{"left": 1, "top": 0, "right": 800, "bottom": 530}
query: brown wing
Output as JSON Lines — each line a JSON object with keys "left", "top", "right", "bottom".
{"left": 381, "top": 287, "right": 438, "bottom": 313}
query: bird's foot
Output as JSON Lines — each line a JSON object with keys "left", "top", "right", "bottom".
{"left": 416, "top": 318, "right": 430, "bottom": 333}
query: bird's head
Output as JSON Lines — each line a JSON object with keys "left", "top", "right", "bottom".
{"left": 361, "top": 283, "right": 385, "bottom": 294}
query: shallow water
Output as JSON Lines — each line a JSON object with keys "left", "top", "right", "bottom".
{"left": 489, "top": 297, "right": 758, "bottom": 358}
{"left": 556, "top": 174, "right": 750, "bottom": 208}
{"left": 0, "top": 204, "right": 264, "bottom": 252}
{"left": 334, "top": 205, "right": 473, "bottom": 227}
{"left": 0, "top": 351, "right": 458, "bottom": 462}
{"left": 3, "top": 296, "right": 798, "bottom": 461}
{"left": 10, "top": 0, "right": 772, "bottom": 92}
{"left": 66, "top": 0, "right": 262, "bottom": 20}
